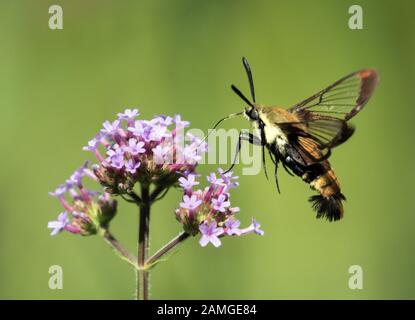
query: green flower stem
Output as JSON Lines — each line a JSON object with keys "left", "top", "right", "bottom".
{"left": 100, "top": 229, "right": 137, "bottom": 268}
{"left": 137, "top": 184, "right": 151, "bottom": 300}
{"left": 101, "top": 186, "right": 188, "bottom": 299}
{"left": 146, "top": 231, "right": 190, "bottom": 266}
{"left": 128, "top": 191, "right": 142, "bottom": 204}
{"left": 150, "top": 185, "right": 168, "bottom": 202}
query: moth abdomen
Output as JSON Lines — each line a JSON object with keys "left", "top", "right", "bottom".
{"left": 307, "top": 164, "right": 345, "bottom": 221}
{"left": 309, "top": 193, "right": 345, "bottom": 222}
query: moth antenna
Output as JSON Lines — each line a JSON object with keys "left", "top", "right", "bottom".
{"left": 242, "top": 57, "right": 256, "bottom": 102}
{"left": 231, "top": 85, "right": 255, "bottom": 108}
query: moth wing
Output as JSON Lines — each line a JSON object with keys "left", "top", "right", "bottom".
{"left": 279, "top": 69, "right": 377, "bottom": 164}
{"left": 278, "top": 115, "right": 354, "bottom": 165}
{"left": 288, "top": 69, "right": 379, "bottom": 120}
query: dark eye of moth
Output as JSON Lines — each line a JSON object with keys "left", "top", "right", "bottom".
{"left": 247, "top": 107, "right": 259, "bottom": 120}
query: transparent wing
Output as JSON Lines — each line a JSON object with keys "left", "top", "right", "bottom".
{"left": 288, "top": 69, "right": 379, "bottom": 121}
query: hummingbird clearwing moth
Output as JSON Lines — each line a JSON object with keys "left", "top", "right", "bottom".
{"left": 224, "top": 57, "right": 378, "bottom": 221}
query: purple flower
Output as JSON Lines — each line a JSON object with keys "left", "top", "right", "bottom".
{"left": 155, "top": 115, "right": 173, "bottom": 126}
{"left": 125, "top": 138, "right": 145, "bottom": 155}
{"left": 83, "top": 135, "right": 101, "bottom": 152}
{"left": 125, "top": 159, "right": 141, "bottom": 174}
{"left": 152, "top": 145, "right": 169, "bottom": 164}
{"left": 241, "top": 218, "right": 265, "bottom": 236}
{"left": 106, "top": 146, "right": 125, "bottom": 169}
{"left": 182, "top": 146, "right": 201, "bottom": 164}
{"left": 230, "top": 207, "right": 240, "bottom": 213}
{"left": 49, "top": 161, "right": 118, "bottom": 237}
{"left": 77, "top": 111, "right": 204, "bottom": 197}
{"left": 117, "top": 108, "right": 139, "bottom": 121}
{"left": 225, "top": 218, "right": 242, "bottom": 236}
{"left": 207, "top": 173, "right": 223, "bottom": 185}
{"left": 211, "top": 194, "right": 230, "bottom": 212}
{"left": 180, "top": 194, "right": 202, "bottom": 210}
{"left": 178, "top": 174, "right": 199, "bottom": 190}
{"left": 148, "top": 124, "right": 168, "bottom": 142}
{"left": 66, "top": 161, "right": 89, "bottom": 188}
{"left": 251, "top": 218, "right": 265, "bottom": 235}
{"left": 218, "top": 168, "right": 239, "bottom": 188}
{"left": 128, "top": 120, "right": 145, "bottom": 137}
{"left": 199, "top": 221, "right": 224, "bottom": 247}
{"left": 186, "top": 133, "right": 200, "bottom": 144}
{"left": 49, "top": 184, "right": 68, "bottom": 197}
{"left": 101, "top": 120, "right": 120, "bottom": 136}
{"left": 174, "top": 114, "right": 190, "bottom": 128}
{"left": 175, "top": 170, "right": 266, "bottom": 244}
{"left": 48, "top": 212, "right": 69, "bottom": 236}
{"left": 187, "top": 133, "right": 208, "bottom": 155}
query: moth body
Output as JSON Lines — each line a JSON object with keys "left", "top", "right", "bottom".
{"left": 226, "top": 57, "right": 378, "bottom": 221}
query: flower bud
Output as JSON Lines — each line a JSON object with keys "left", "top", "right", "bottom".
{"left": 48, "top": 163, "right": 118, "bottom": 237}
{"left": 97, "top": 197, "right": 117, "bottom": 227}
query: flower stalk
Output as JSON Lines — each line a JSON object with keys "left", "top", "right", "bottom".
{"left": 146, "top": 231, "right": 190, "bottom": 267}
{"left": 100, "top": 228, "right": 137, "bottom": 268}
{"left": 137, "top": 183, "right": 151, "bottom": 300}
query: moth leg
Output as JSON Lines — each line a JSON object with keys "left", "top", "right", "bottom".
{"left": 261, "top": 144, "right": 269, "bottom": 180}
{"left": 244, "top": 132, "right": 270, "bottom": 181}
{"left": 268, "top": 148, "right": 276, "bottom": 165}
{"left": 281, "top": 160, "right": 294, "bottom": 176}
{"left": 268, "top": 144, "right": 282, "bottom": 194}
{"left": 274, "top": 160, "right": 281, "bottom": 194}
{"left": 258, "top": 124, "right": 269, "bottom": 180}
{"left": 224, "top": 131, "right": 262, "bottom": 173}
{"left": 245, "top": 132, "right": 262, "bottom": 146}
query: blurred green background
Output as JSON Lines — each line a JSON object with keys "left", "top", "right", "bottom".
{"left": 0, "top": 0, "right": 414, "bottom": 299}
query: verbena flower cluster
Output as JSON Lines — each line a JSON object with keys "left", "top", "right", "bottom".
{"left": 84, "top": 109, "right": 207, "bottom": 194}
{"left": 175, "top": 169, "right": 264, "bottom": 247}
{"left": 48, "top": 109, "right": 264, "bottom": 249}
{"left": 48, "top": 162, "right": 117, "bottom": 236}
